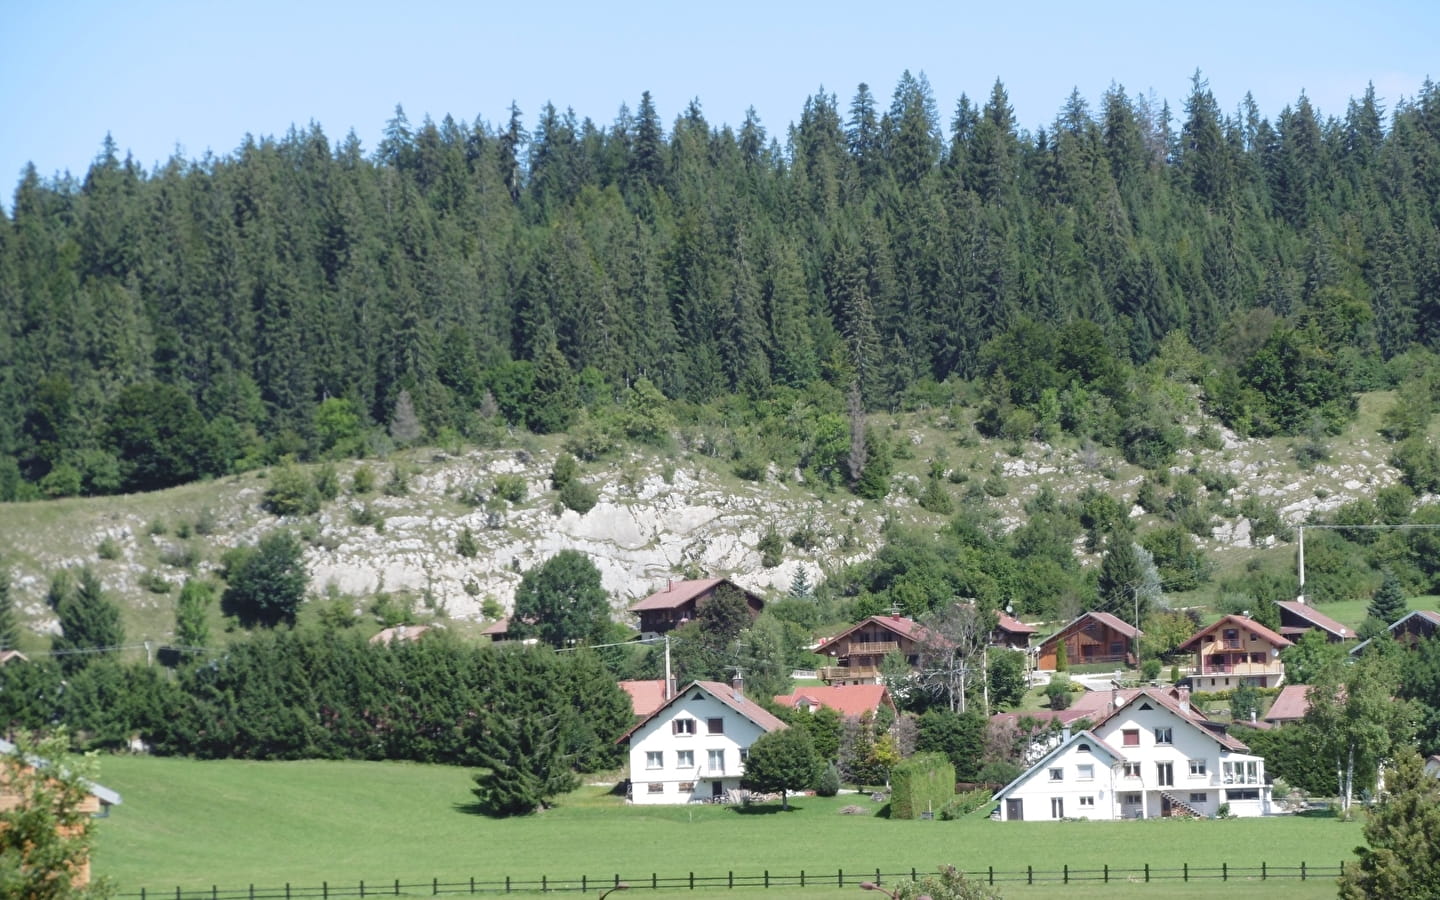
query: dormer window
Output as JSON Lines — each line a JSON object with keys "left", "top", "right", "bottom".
{"left": 1078, "top": 743, "right": 1091, "bottom": 753}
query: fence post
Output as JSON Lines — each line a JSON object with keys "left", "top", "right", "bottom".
{"left": 763, "top": 871, "right": 768, "bottom": 889}
{"left": 287, "top": 885, "right": 291, "bottom": 900}
{"left": 432, "top": 877, "right": 437, "bottom": 896}
{"left": 360, "top": 881, "right": 365, "bottom": 899}
{"left": 728, "top": 871, "right": 732, "bottom": 889}
{"left": 213, "top": 887, "right": 218, "bottom": 900}
{"left": 250, "top": 886, "right": 255, "bottom": 900}
{"left": 838, "top": 869, "right": 843, "bottom": 888}
{"left": 1222, "top": 863, "right": 1227, "bottom": 882}
{"left": 1104, "top": 864, "right": 1108, "bottom": 883}
{"left": 1064, "top": 864, "right": 1069, "bottom": 884}
{"left": 652, "top": 875, "right": 657, "bottom": 891}
{"left": 800, "top": 871, "right": 805, "bottom": 888}
{"left": 1027, "top": 865, "right": 1032, "bottom": 885}
{"left": 1144, "top": 864, "right": 1150, "bottom": 883}
{"left": 910, "top": 869, "right": 916, "bottom": 881}
{"left": 988, "top": 866, "right": 993, "bottom": 886}
{"left": 1183, "top": 863, "right": 1188, "bottom": 882}
{"left": 469, "top": 878, "right": 474, "bottom": 895}
{"left": 1261, "top": 862, "right": 1266, "bottom": 881}
{"left": 323, "top": 882, "right": 328, "bottom": 900}
{"left": 505, "top": 876, "right": 510, "bottom": 894}
{"left": 1301, "top": 862, "right": 1307, "bottom": 881}
{"left": 582, "top": 876, "right": 587, "bottom": 893}
{"left": 689, "top": 872, "right": 694, "bottom": 891}
{"left": 394, "top": 880, "right": 399, "bottom": 896}
{"left": 541, "top": 876, "right": 546, "bottom": 893}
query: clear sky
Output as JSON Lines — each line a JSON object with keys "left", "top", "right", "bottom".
{"left": 2, "top": 0, "right": 1436, "bottom": 200}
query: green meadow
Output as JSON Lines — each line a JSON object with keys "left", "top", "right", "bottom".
{"left": 94, "top": 756, "right": 1361, "bottom": 898}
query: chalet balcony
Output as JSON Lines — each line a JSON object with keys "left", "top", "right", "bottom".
{"left": 819, "top": 665, "right": 880, "bottom": 683}
{"left": 1197, "top": 661, "right": 1283, "bottom": 677}
{"left": 845, "top": 641, "right": 899, "bottom": 656}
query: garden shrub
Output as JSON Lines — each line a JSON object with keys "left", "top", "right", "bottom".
{"left": 889, "top": 752, "right": 954, "bottom": 820}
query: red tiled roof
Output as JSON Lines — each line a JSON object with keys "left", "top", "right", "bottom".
{"left": 479, "top": 618, "right": 511, "bottom": 635}
{"left": 629, "top": 579, "right": 730, "bottom": 612}
{"left": 617, "top": 680, "right": 787, "bottom": 744}
{"left": 1264, "top": 684, "right": 1313, "bottom": 723}
{"left": 1177, "top": 614, "right": 1293, "bottom": 652}
{"left": 813, "top": 615, "right": 943, "bottom": 654}
{"left": 988, "top": 708, "right": 1095, "bottom": 729}
{"left": 773, "top": 684, "right": 893, "bottom": 718}
{"left": 996, "top": 612, "right": 1038, "bottom": 634}
{"left": 619, "top": 680, "right": 670, "bottom": 717}
{"left": 1275, "top": 601, "right": 1350, "bottom": 639}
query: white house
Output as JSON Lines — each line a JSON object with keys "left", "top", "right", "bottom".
{"left": 992, "top": 687, "right": 1273, "bottom": 821}
{"left": 617, "top": 679, "right": 787, "bottom": 805}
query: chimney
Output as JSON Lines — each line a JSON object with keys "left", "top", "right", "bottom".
{"left": 1250, "top": 708, "right": 1257, "bottom": 724}
{"left": 1178, "top": 686, "right": 1191, "bottom": 714}
{"left": 1061, "top": 727, "right": 1071, "bottom": 743}
{"left": 667, "top": 578, "right": 673, "bottom": 592}
{"left": 731, "top": 670, "right": 745, "bottom": 700}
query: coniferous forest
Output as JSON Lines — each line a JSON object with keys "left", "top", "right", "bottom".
{"left": 3, "top": 72, "right": 1440, "bottom": 500}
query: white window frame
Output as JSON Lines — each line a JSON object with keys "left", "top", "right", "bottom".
{"left": 676, "top": 749, "right": 694, "bottom": 769}
{"left": 1048, "top": 767, "right": 1064, "bottom": 782}
{"left": 1076, "top": 764, "right": 1095, "bottom": 781}
{"left": 645, "top": 751, "right": 663, "bottom": 769}
{"left": 1154, "top": 726, "right": 1173, "bottom": 745}
{"left": 1189, "top": 759, "right": 1206, "bottom": 777}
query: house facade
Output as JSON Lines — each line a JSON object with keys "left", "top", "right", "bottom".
{"left": 992, "top": 688, "right": 1271, "bottom": 820}
{"left": 1350, "top": 610, "right": 1440, "bottom": 655}
{"left": 1178, "top": 615, "right": 1291, "bottom": 691}
{"left": 1036, "top": 612, "right": 1140, "bottom": 670}
{"left": 618, "top": 680, "right": 786, "bottom": 805}
{"left": 813, "top": 615, "right": 932, "bottom": 685}
{"left": 628, "top": 578, "right": 764, "bottom": 636}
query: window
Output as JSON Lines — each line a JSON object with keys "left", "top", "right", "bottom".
{"left": 677, "top": 750, "right": 694, "bottom": 769}
{"left": 739, "top": 748, "right": 749, "bottom": 764}
{"left": 1223, "top": 760, "right": 1260, "bottom": 785}
{"left": 1048, "top": 767, "right": 1064, "bottom": 782}
{"left": 1189, "top": 793, "right": 1207, "bottom": 804}
{"left": 707, "top": 718, "right": 724, "bottom": 735}
{"left": 1050, "top": 797, "right": 1064, "bottom": 819}
{"left": 645, "top": 751, "right": 664, "bottom": 769}
{"left": 708, "top": 749, "right": 725, "bottom": 773}
{"left": 1077, "top": 764, "right": 1095, "bottom": 781}
{"left": 1123, "top": 762, "right": 1141, "bottom": 778}
{"left": 1077, "top": 743, "right": 1091, "bottom": 753}
{"left": 647, "top": 782, "right": 663, "bottom": 794}
{"left": 1156, "top": 762, "right": 1174, "bottom": 787}
{"left": 1122, "top": 729, "right": 1140, "bottom": 747}
{"left": 1154, "top": 727, "right": 1173, "bottom": 745}
{"left": 1226, "top": 788, "right": 1259, "bottom": 801}
{"left": 1120, "top": 792, "right": 1141, "bottom": 805}
{"left": 1189, "top": 759, "right": 1206, "bottom": 777}
{"left": 678, "top": 782, "right": 695, "bottom": 792}
{"left": 1109, "top": 641, "right": 1126, "bottom": 656}
{"left": 1078, "top": 796, "right": 1095, "bottom": 808}
{"left": 672, "top": 718, "right": 696, "bottom": 736}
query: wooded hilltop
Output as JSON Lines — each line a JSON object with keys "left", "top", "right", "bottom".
{"left": 2, "top": 71, "right": 1439, "bottom": 502}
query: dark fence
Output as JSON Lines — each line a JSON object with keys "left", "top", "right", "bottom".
{"left": 115, "top": 861, "right": 1348, "bottom": 898}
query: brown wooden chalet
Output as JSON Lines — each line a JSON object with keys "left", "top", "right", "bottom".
{"left": 628, "top": 578, "right": 763, "bottom": 635}
{"left": 994, "top": 610, "right": 1038, "bottom": 650}
{"left": 1178, "top": 614, "right": 1292, "bottom": 690}
{"left": 1275, "top": 600, "right": 1351, "bottom": 643}
{"left": 812, "top": 614, "right": 935, "bottom": 685}
{"left": 1350, "top": 610, "right": 1440, "bottom": 655}
{"left": 1036, "top": 611, "right": 1141, "bottom": 670}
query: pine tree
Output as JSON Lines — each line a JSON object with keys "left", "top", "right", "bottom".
{"left": 175, "top": 578, "right": 214, "bottom": 652}
{"left": 1368, "top": 570, "right": 1409, "bottom": 627}
{"left": 51, "top": 567, "right": 123, "bottom": 674}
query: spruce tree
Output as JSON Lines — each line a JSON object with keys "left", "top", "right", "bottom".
{"left": 0, "top": 565, "right": 17, "bottom": 651}
{"left": 1368, "top": 571, "right": 1408, "bottom": 628}
{"left": 51, "top": 567, "right": 123, "bottom": 673}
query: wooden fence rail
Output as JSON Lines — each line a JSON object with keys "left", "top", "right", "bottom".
{"left": 115, "top": 861, "right": 1347, "bottom": 898}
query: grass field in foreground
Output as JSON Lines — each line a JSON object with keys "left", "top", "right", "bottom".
{"left": 92, "top": 756, "right": 1362, "bottom": 896}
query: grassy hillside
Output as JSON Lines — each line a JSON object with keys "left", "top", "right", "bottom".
{"left": 0, "top": 390, "right": 1417, "bottom": 659}
{"left": 94, "top": 756, "right": 1361, "bottom": 894}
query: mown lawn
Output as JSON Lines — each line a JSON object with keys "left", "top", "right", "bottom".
{"left": 93, "top": 756, "right": 1362, "bottom": 898}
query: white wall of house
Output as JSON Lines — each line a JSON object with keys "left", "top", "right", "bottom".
{"left": 996, "top": 695, "right": 1272, "bottom": 821}
{"left": 626, "top": 687, "right": 772, "bottom": 805}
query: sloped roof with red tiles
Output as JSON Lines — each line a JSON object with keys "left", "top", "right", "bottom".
{"left": 619, "top": 680, "right": 670, "bottom": 717}
{"left": 1264, "top": 684, "right": 1313, "bottom": 723}
{"left": 996, "top": 611, "right": 1038, "bottom": 635}
{"left": 988, "top": 708, "right": 1096, "bottom": 730}
{"left": 618, "top": 680, "right": 787, "bottom": 744}
{"left": 813, "top": 614, "right": 944, "bottom": 655}
{"left": 1276, "top": 601, "right": 1351, "bottom": 640}
{"left": 479, "top": 618, "right": 511, "bottom": 635}
{"left": 629, "top": 578, "right": 761, "bottom": 612}
{"left": 1177, "top": 614, "right": 1293, "bottom": 652}
{"left": 773, "top": 684, "right": 893, "bottom": 718}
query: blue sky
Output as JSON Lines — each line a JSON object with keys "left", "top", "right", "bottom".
{"left": 2, "top": 0, "right": 1436, "bottom": 200}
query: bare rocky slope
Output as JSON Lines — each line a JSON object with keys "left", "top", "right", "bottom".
{"left": 0, "top": 394, "right": 1407, "bottom": 649}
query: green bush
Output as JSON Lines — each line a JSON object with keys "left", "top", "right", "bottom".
{"left": 97, "top": 537, "right": 121, "bottom": 560}
{"left": 558, "top": 479, "right": 598, "bottom": 514}
{"left": 816, "top": 761, "right": 841, "bottom": 797}
{"left": 889, "top": 752, "right": 955, "bottom": 820}
{"left": 550, "top": 453, "right": 580, "bottom": 489}
{"left": 938, "top": 789, "right": 994, "bottom": 820}
{"left": 493, "top": 473, "right": 527, "bottom": 504}
{"left": 456, "top": 527, "right": 479, "bottom": 559}
{"left": 263, "top": 462, "right": 321, "bottom": 516}
{"left": 758, "top": 527, "right": 784, "bottom": 568}
{"left": 349, "top": 465, "right": 375, "bottom": 495}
